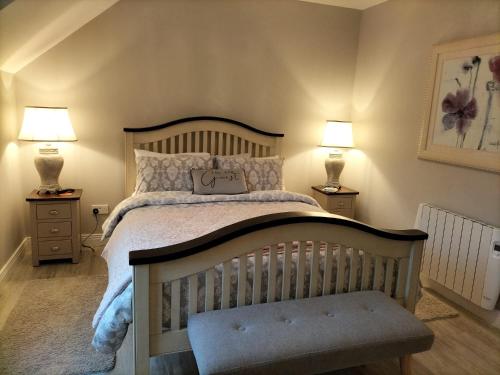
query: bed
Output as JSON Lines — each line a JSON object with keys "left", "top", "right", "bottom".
{"left": 92, "top": 116, "right": 427, "bottom": 375}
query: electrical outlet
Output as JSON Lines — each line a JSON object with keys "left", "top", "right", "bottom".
{"left": 91, "top": 204, "right": 109, "bottom": 215}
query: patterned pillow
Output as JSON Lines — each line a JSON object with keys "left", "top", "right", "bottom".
{"left": 215, "top": 154, "right": 283, "bottom": 191}
{"left": 135, "top": 149, "right": 212, "bottom": 193}
{"left": 214, "top": 154, "right": 251, "bottom": 168}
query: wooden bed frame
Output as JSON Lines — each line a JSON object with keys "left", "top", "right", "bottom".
{"left": 118, "top": 116, "right": 427, "bottom": 374}
{"left": 125, "top": 116, "right": 283, "bottom": 196}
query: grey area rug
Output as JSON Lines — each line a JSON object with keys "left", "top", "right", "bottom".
{"left": 415, "top": 292, "right": 459, "bottom": 322}
{"left": 0, "top": 275, "right": 115, "bottom": 375}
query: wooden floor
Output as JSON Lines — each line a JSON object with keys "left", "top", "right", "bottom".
{"left": 1, "top": 245, "right": 500, "bottom": 374}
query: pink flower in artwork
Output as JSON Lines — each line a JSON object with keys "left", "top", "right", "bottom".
{"left": 489, "top": 55, "right": 500, "bottom": 82}
{"left": 441, "top": 88, "right": 477, "bottom": 135}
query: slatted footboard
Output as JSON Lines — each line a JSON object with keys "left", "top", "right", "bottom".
{"left": 128, "top": 212, "right": 427, "bottom": 375}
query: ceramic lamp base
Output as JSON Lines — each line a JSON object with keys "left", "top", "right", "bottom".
{"left": 324, "top": 153, "right": 345, "bottom": 188}
{"left": 34, "top": 154, "right": 64, "bottom": 194}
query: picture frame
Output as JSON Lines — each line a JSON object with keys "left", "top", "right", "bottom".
{"left": 418, "top": 33, "right": 500, "bottom": 173}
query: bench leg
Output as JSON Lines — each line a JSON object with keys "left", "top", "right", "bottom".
{"left": 399, "top": 354, "right": 412, "bottom": 375}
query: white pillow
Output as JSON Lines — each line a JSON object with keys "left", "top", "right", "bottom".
{"left": 135, "top": 149, "right": 212, "bottom": 193}
{"left": 215, "top": 154, "right": 284, "bottom": 191}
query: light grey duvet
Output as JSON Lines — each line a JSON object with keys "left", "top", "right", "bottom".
{"left": 92, "top": 190, "right": 324, "bottom": 353}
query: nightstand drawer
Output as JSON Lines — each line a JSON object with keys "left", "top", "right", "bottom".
{"left": 37, "top": 221, "right": 72, "bottom": 238}
{"left": 311, "top": 186, "right": 358, "bottom": 220}
{"left": 327, "top": 197, "right": 352, "bottom": 210}
{"left": 330, "top": 208, "right": 353, "bottom": 218}
{"left": 36, "top": 203, "right": 71, "bottom": 219}
{"left": 38, "top": 239, "right": 72, "bottom": 256}
{"left": 27, "top": 189, "right": 82, "bottom": 266}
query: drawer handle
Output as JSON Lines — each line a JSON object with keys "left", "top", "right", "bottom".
{"left": 51, "top": 246, "right": 60, "bottom": 252}
{"left": 338, "top": 202, "right": 345, "bottom": 207}
{"left": 50, "top": 228, "right": 60, "bottom": 233}
{"left": 49, "top": 210, "right": 59, "bottom": 215}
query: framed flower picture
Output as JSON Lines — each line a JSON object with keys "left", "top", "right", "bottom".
{"left": 418, "top": 33, "right": 500, "bottom": 173}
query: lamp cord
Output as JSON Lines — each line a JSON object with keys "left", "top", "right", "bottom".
{"left": 81, "top": 211, "right": 99, "bottom": 252}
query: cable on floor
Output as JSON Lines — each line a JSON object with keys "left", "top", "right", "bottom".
{"left": 81, "top": 210, "right": 99, "bottom": 252}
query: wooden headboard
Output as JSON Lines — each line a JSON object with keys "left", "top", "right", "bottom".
{"left": 124, "top": 116, "right": 284, "bottom": 196}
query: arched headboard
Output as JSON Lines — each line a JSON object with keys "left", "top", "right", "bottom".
{"left": 124, "top": 116, "right": 284, "bottom": 196}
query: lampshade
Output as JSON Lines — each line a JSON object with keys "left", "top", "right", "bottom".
{"left": 320, "top": 121, "right": 353, "bottom": 148}
{"left": 18, "top": 106, "right": 77, "bottom": 142}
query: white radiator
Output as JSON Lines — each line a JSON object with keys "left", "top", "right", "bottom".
{"left": 416, "top": 203, "right": 500, "bottom": 310}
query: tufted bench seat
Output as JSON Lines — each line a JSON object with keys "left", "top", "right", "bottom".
{"left": 188, "top": 290, "right": 434, "bottom": 375}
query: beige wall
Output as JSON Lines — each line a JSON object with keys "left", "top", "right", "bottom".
{"left": 0, "top": 71, "right": 25, "bottom": 268}
{"left": 344, "top": 0, "right": 500, "bottom": 228}
{"left": 14, "top": 0, "right": 361, "bottom": 232}
{"left": 12, "top": 0, "right": 497, "bottom": 239}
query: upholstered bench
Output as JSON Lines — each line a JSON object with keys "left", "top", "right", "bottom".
{"left": 188, "top": 291, "right": 434, "bottom": 375}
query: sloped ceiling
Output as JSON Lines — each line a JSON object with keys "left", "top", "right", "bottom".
{"left": 0, "top": 0, "right": 15, "bottom": 11}
{"left": 300, "top": 0, "right": 387, "bottom": 10}
{"left": 0, "top": 0, "right": 385, "bottom": 74}
{"left": 0, "top": 0, "right": 120, "bottom": 73}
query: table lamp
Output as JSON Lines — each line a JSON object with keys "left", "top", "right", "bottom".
{"left": 18, "top": 106, "right": 77, "bottom": 194}
{"left": 319, "top": 120, "right": 354, "bottom": 189}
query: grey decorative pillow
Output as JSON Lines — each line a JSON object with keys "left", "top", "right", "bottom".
{"left": 191, "top": 169, "right": 248, "bottom": 195}
{"left": 135, "top": 149, "right": 212, "bottom": 193}
{"left": 215, "top": 155, "right": 284, "bottom": 191}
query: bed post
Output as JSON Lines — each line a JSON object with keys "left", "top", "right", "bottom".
{"left": 133, "top": 264, "right": 150, "bottom": 375}
{"left": 404, "top": 240, "right": 424, "bottom": 313}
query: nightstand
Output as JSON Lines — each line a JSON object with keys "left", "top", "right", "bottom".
{"left": 26, "top": 189, "right": 82, "bottom": 266}
{"left": 311, "top": 186, "right": 359, "bottom": 219}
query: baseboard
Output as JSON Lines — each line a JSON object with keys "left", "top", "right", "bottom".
{"left": 0, "top": 237, "right": 30, "bottom": 284}
{"left": 421, "top": 274, "right": 500, "bottom": 330}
